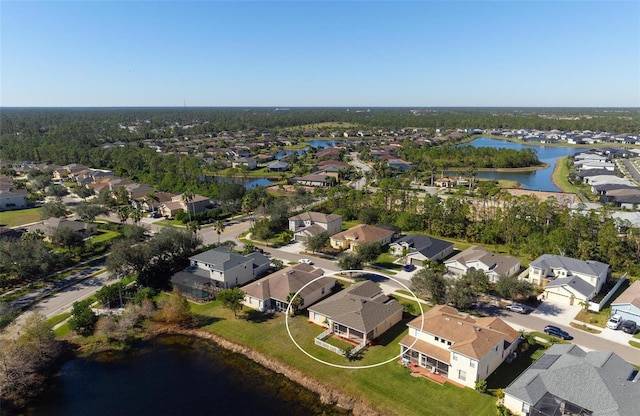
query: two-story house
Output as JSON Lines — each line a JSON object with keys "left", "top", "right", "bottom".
{"left": 186, "top": 247, "right": 270, "bottom": 289}
{"left": 288, "top": 211, "right": 342, "bottom": 242}
{"left": 525, "top": 254, "right": 610, "bottom": 305}
{"left": 400, "top": 305, "right": 520, "bottom": 388}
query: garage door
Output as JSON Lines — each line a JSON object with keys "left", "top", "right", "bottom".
{"left": 544, "top": 289, "right": 570, "bottom": 304}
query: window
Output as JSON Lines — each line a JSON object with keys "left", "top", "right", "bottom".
{"left": 458, "top": 370, "right": 466, "bottom": 381}
{"left": 452, "top": 353, "right": 458, "bottom": 361}
{"left": 435, "top": 336, "right": 439, "bottom": 341}
{"left": 470, "top": 360, "right": 475, "bottom": 368}
{"left": 447, "top": 341, "right": 452, "bottom": 346}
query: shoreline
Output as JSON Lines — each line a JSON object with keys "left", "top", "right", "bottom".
{"left": 146, "top": 325, "right": 383, "bottom": 416}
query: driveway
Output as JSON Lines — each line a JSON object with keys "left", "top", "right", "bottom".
{"left": 531, "top": 299, "right": 581, "bottom": 327}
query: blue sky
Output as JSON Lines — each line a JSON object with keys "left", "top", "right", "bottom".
{"left": 1, "top": 1, "right": 639, "bottom": 107}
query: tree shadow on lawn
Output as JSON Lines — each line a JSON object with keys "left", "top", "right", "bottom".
{"left": 242, "top": 309, "right": 277, "bottom": 323}
{"left": 193, "top": 315, "right": 223, "bottom": 327}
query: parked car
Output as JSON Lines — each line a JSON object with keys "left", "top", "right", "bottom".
{"left": 621, "top": 320, "right": 637, "bottom": 334}
{"left": 298, "top": 258, "right": 313, "bottom": 265}
{"left": 544, "top": 325, "right": 573, "bottom": 340}
{"left": 606, "top": 314, "right": 623, "bottom": 330}
{"left": 507, "top": 303, "right": 526, "bottom": 314}
{"left": 402, "top": 264, "right": 416, "bottom": 272}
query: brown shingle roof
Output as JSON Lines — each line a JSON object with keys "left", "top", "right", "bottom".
{"left": 612, "top": 280, "right": 640, "bottom": 309}
{"left": 242, "top": 263, "right": 329, "bottom": 303}
{"left": 331, "top": 224, "right": 394, "bottom": 244}
{"left": 406, "top": 305, "right": 520, "bottom": 360}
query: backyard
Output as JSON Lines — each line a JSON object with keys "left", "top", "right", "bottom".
{"left": 187, "top": 301, "right": 497, "bottom": 416}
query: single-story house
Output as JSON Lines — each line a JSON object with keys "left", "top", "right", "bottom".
{"left": 400, "top": 305, "right": 520, "bottom": 388}
{"left": 42, "top": 218, "right": 97, "bottom": 240}
{"left": 389, "top": 234, "right": 454, "bottom": 265}
{"left": 444, "top": 246, "right": 521, "bottom": 283}
{"left": 504, "top": 344, "right": 640, "bottom": 416}
{"left": 329, "top": 224, "right": 395, "bottom": 251}
{"left": 242, "top": 263, "right": 335, "bottom": 312}
{"left": 308, "top": 280, "right": 403, "bottom": 344}
{"left": 610, "top": 280, "right": 640, "bottom": 325}
{"left": 292, "top": 174, "right": 335, "bottom": 187}
{"left": 288, "top": 211, "right": 342, "bottom": 241}
{"left": 185, "top": 247, "right": 270, "bottom": 289}
{"left": 267, "top": 161, "right": 289, "bottom": 172}
{"left": 524, "top": 254, "right": 610, "bottom": 305}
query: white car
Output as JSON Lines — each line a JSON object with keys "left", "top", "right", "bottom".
{"left": 507, "top": 303, "right": 526, "bottom": 314}
{"left": 298, "top": 258, "right": 314, "bottom": 265}
{"left": 606, "top": 314, "right": 623, "bottom": 330}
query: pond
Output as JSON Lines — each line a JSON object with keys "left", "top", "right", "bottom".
{"left": 213, "top": 176, "right": 276, "bottom": 189}
{"left": 466, "top": 137, "right": 583, "bottom": 192}
{"left": 28, "top": 334, "right": 349, "bottom": 416}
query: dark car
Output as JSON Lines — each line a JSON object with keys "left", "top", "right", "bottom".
{"left": 403, "top": 264, "right": 416, "bottom": 272}
{"left": 621, "top": 320, "right": 637, "bottom": 334}
{"left": 544, "top": 325, "right": 573, "bottom": 340}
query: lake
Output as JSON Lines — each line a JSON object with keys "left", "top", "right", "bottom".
{"left": 28, "top": 334, "right": 349, "bottom": 416}
{"left": 466, "top": 137, "right": 583, "bottom": 192}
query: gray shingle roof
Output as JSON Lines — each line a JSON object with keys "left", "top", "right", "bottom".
{"left": 394, "top": 234, "right": 453, "bottom": 259}
{"left": 530, "top": 254, "right": 609, "bottom": 279}
{"left": 189, "top": 247, "right": 251, "bottom": 272}
{"left": 308, "top": 280, "right": 402, "bottom": 333}
{"left": 505, "top": 344, "right": 640, "bottom": 416}
{"left": 545, "top": 276, "right": 595, "bottom": 297}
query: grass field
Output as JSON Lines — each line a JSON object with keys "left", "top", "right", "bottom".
{"left": 189, "top": 301, "right": 497, "bottom": 416}
{"left": 0, "top": 207, "right": 42, "bottom": 227}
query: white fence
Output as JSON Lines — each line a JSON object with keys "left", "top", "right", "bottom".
{"left": 315, "top": 328, "right": 345, "bottom": 355}
{"left": 588, "top": 273, "right": 627, "bottom": 312}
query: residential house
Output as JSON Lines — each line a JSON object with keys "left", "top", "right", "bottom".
{"left": 329, "top": 224, "right": 395, "bottom": 251}
{"left": 610, "top": 280, "right": 640, "bottom": 325}
{"left": 186, "top": 247, "right": 270, "bottom": 289}
{"left": 232, "top": 157, "right": 257, "bottom": 170}
{"left": 242, "top": 263, "right": 335, "bottom": 312}
{"left": 288, "top": 211, "right": 342, "bottom": 242}
{"left": 504, "top": 344, "right": 640, "bottom": 416}
{"left": 400, "top": 305, "right": 520, "bottom": 388}
{"left": 158, "top": 193, "right": 213, "bottom": 218}
{"left": 126, "top": 183, "right": 155, "bottom": 200}
{"left": 434, "top": 177, "right": 459, "bottom": 188}
{"left": 444, "top": 246, "right": 521, "bottom": 283}
{"left": 267, "top": 161, "right": 289, "bottom": 172}
{"left": 308, "top": 280, "right": 403, "bottom": 344}
{"left": 292, "top": 174, "right": 335, "bottom": 187}
{"left": 525, "top": 254, "right": 610, "bottom": 305}
{"left": 390, "top": 234, "right": 454, "bottom": 266}
{"left": 42, "top": 218, "right": 97, "bottom": 241}
{"left": 0, "top": 188, "right": 27, "bottom": 211}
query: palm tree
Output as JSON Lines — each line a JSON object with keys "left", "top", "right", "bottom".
{"left": 117, "top": 206, "right": 130, "bottom": 224}
{"left": 466, "top": 164, "right": 477, "bottom": 191}
{"left": 129, "top": 208, "right": 143, "bottom": 225}
{"left": 214, "top": 220, "right": 225, "bottom": 244}
{"left": 181, "top": 190, "right": 194, "bottom": 222}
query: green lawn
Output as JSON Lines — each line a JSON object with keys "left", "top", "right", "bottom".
{"left": 0, "top": 207, "right": 42, "bottom": 227}
{"left": 190, "top": 302, "right": 497, "bottom": 416}
{"left": 90, "top": 229, "right": 120, "bottom": 244}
